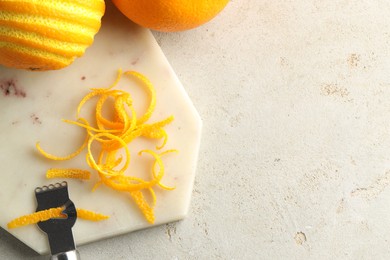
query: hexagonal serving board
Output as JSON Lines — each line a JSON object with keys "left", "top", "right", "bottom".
{"left": 0, "top": 2, "right": 201, "bottom": 255}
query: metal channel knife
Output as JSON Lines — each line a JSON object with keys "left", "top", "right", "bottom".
{"left": 35, "top": 181, "right": 80, "bottom": 260}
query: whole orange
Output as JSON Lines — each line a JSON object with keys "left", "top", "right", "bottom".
{"left": 0, "top": 0, "right": 105, "bottom": 71}
{"left": 112, "top": 0, "right": 229, "bottom": 32}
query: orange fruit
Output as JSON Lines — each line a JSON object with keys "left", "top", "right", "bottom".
{"left": 112, "top": 0, "right": 229, "bottom": 32}
{"left": 0, "top": 0, "right": 105, "bottom": 71}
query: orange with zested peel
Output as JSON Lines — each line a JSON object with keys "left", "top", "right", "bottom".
{"left": 112, "top": 0, "right": 229, "bottom": 32}
{"left": 0, "top": 0, "right": 105, "bottom": 71}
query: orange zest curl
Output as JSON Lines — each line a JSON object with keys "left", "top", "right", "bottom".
{"left": 36, "top": 69, "right": 176, "bottom": 224}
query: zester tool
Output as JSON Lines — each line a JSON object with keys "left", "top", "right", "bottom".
{"left": 35, "top": 181, "right": 80, "bottom": 260}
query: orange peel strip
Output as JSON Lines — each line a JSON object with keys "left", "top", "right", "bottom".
{"left": 8, "top": 208, "right": 108, "bottom": 229}
{"left": 87, "top": 132, "right": 130, "bottom": 177}
{"left": 113, "top": 94, "right": 132, "bottom": 132}
{"left": 140, "top": 115, "right": 174, "bottom": 149}
{"left": 77, "top": 69, "right": 124, "bottom": 118}
{"left": 129, "top": 190, "right": 155, "bottom": 224}
{"left": 63, "top": 119, "right": 121, "bottom": 134}
{"left": 98, "top": 175, "right": 156, "bottom": 192}
{"left": 76, "top": 208, "right": 110, "bottom": 221}
{"left": 140, "top": 149, "right": 175, "bottom": 190}
{"left": 90, "top": 68, "right": 123, "bottom": 92}
{"left": 95, "top": 94, "right": 122, "bottom": 130}
{"left": 77, "top": 89, "right": 107, "bottom": 118}
{"left": 36, "top": 132, "right": 89, "bottom": 161}
{"left": 96, "top": 93, "right": 135, "bottom": 134}
{"left": 100, "top": 115, "right": 173, "bottom": 152}
{"left": 8, "top": 208, "right": 65, "bottom": 229}
{"left": 152, "top": 149, "right": 178, "bottom": 190}
{"left": 124, "top": 70, "right": 156, "bottom": 125}
{"left": 46, "top": 169, "right": 91, "bottom": 180}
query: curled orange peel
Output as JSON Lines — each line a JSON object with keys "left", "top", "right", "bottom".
{"left": 35, "top": 69, "right": 176, "bottom": 224}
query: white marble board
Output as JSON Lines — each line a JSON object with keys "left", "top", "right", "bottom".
{"left": 0, "top": 2, "right": 202, "bottom": 255}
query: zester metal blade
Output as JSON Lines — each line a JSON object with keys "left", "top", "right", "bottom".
{"left": 34, "top": 181, "right": 79, "bottom": 258}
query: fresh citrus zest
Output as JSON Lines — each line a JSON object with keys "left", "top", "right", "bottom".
{"left": 87, "top": 132, "right": 131, "bottom": 177}
{"left": 76, "top": 208, "right": 110, "bottom": 221}
{"left": 7, "top": 207, "right": 108, "bottom": 229}
{"left": 91, "top": 68, "right": 123, "bottom": 92}
{"left": 77, "top": 89, "right": 107, "bottom": 118}
{"left": 36, "top": 130, "right": 89, "bottom": 161}
{"left": 124, "top": 70, "right": 156, "bottom": 125}
{"left": 62, "top": 119, "right": 121, "bottom": 134}
{"left": 129, "top": 190, "right": 154, "bottom": 224}
{"left": 78, "top": 69, "right": 123, "bottom": 118}
{"left": 36, "top": 69, "right": 176, "bottom": 223}
{"left": 8, "top": 207, "right": 65, "bottom": 229}
{"left": 152, "top": 149, "right": 178, "bottom": 190}
{"left": 148, "top": 187, "right": 157, "bottom": 207}
{"left": 46, "top": 169, "right": 91, "bottom": 180}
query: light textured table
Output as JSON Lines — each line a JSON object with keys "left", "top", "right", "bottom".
{"left": 3, "top": 0, "right": 390, "bottom": 259}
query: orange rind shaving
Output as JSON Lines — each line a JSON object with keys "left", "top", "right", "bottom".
{"left": 130, "top": 190, "right": 155, "bottom": 224}
{"left": 8, "top": 208, "right": 109, "bottom": 229}
{"left": 35, "top": 69, "right": 176, "bottom": 224}
{"left": 76, "top": 208, "right": 110, "bottom": 221}
{"left": 46, "top": 169, "right": 91, "bottom": 180}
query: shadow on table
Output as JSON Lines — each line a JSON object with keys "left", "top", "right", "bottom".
{"left": 0, "top": 227, "right": 45, "bottom": 259}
